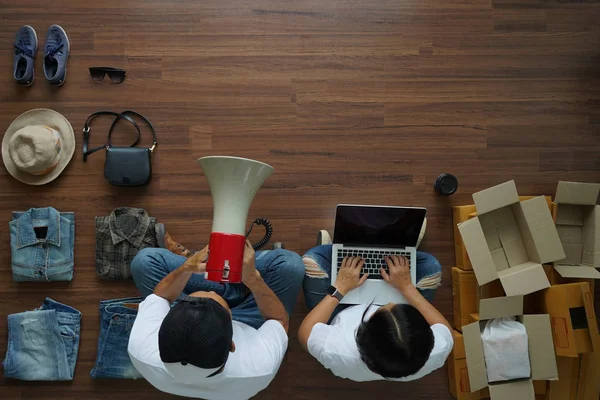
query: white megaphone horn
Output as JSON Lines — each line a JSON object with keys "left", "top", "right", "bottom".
{"left": 197, "top": 156, "right": 274, "bottom": 283}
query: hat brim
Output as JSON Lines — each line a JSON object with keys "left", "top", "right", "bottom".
{"left": 2, "top": 108, "right": 75, "bottom": 185}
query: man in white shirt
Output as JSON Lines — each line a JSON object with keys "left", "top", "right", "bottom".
{"left": 128, "top": 241, "right": 304, "bottom": 400}
{"left": 298, "top": 240, "right": 453, "bottom": 382}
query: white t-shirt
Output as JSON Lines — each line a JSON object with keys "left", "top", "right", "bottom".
{"left": 128, "top": 294, "right": 288, "bottom": 400}
{"left": 307, "top": 304, "right": 453, "bottom": 382}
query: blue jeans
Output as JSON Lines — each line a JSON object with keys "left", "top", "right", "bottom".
{"left": 302, "top": 245, "right": 442, "bottom": 317}
{"left": 130, "top": 248, "right": 305, "bottom": 329}
{"left": 90, "top": 297, "right": 144, "bottom": 379}
{"left": 2, "top": 298, "right": 81, "bottom": 381}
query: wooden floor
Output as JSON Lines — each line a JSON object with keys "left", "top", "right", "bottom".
{"left": 1, "top": 0, "right": 599, "bottom": 399}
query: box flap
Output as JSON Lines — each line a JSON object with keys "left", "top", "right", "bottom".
{"left": 498, "top": 262, "right": 550, "bottom": 296}
{"left": 488, "top": 380, "right": 535, "bottom": 400}
{"left": 558, "top": 243, "right": 584, "bottom": 265}
{"left": 497, "top": 224, "right": 529, "bottom": 267}
{"left": 520, "top": 315, "right": 558, "bottom": 380}
{"left": 480, "top": 213, "right": 502, "bottom": 251}
{"left": 581, "top": 206, "right": 599, "bottom": 268}
{"left": 458, "top": 218, "right": 498, "bottom": 285}
{"left": 473, "top": 180, "right": 520, "bottom": 215}
{"left": 491, "top": 248, "right": 510, "bottom": 272}
{"left": 462, "top": 321, "right": 489, "bottom": 392}
{"left": 554, "top": 265, "right": 600, "bottom": 279}
{"left": 478, "top": 295, "right": 524, "bottom": 320}
{"left": 557, "top": 225, "right": 583, "bottom": 244}
{"left": 555, "top": 181, "right": 600, "bottom": 205}
{"left": 519, "top": 197, "right": 566, "bottom": 263}
{"left": 556, "top": 205, "right": 584, "bottom": 226}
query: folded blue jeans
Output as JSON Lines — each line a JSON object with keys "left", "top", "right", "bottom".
{"left": 90, "top": 297, "right": 144, "bottom": 379}
{"left": 2, "top": 298, "right": 81, "bottom": 381}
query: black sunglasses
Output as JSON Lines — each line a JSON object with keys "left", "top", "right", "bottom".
{"left": 89, "top": 67, "right": 126, "bottom": 83}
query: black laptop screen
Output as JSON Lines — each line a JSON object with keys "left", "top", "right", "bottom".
{"left": 333, "top": 205, "right": 427, "bottom": 248}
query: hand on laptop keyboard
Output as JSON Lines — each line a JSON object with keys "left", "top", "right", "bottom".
{"left": 337, "top": 250, "right": 411, "bottom": 280}
{"left": 333, "top": 257, "right": 370, "bottom": 295}
{"left": 381, "top": 255, "right": 412, "bottom": 292}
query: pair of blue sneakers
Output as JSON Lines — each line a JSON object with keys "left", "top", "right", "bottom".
{"left": 13, "top": 25, "right": 70, "bottom": 86}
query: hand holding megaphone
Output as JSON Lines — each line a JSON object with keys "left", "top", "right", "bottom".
{"left": 182, "top": 245, "right": 209, "bottom": 274}
{"left": 241, "top": 240, "right": 261, "bottom": 285}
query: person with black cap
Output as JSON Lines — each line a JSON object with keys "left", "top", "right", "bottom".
{"left": 127, "top": 240, "right": 304, "bottom": 400}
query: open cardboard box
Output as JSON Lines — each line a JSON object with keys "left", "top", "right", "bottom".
{"left": 458, "top": 181, "right": 566, "bottom": 296}
{"left": 552, "top": 181, "right": 600, "bottom": 280}
{"left": 448, "top": 330, "right": 549, "bottom": 400}
{"left": 453, "top": 197, "right": 552, "bottom": 271}
{"left": 537, "top": 282, "right": 600, "bottom": 357}
{"left": 462, "top": 296, "right": 558, "bottom": 400}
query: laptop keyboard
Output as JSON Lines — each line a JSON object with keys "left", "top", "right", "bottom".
{"left": 336, "top": 249, "right": 411, "bottom": 280}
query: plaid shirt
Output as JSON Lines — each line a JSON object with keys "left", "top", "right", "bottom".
{"left": 95, "top": 208, "right": 158, "bottom": 280}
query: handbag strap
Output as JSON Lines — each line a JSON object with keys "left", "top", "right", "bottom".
{"left": 82, "top": 111, "right": 140, "bottom": 162}
{"left": 82, "top": 110, "right": 158, "bottom": 162}
{"left": 109, "top": 110, "right": 158, "bottom": 152}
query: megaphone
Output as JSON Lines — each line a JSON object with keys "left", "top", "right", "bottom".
{"left": 197, "top": 156, "right": 274, "bottom": 283}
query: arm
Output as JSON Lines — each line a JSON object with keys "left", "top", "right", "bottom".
{"left": 382, "top": 256, "right": 452, "bottom": 332}
{"left": 153, "top": 246, "right": 208, "bottom": 303}
{"left": 242, "top": 241, "right": 289, "bottom": 333}
{"left": 298, "top": 257, "right": 369, "bottom": 351}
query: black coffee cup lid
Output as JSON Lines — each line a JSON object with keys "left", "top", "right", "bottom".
{"left": 435, "top": 173, "right": 458, "bottom": 195}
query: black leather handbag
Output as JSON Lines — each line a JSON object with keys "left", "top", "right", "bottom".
{"left": 82, "top": 111, "right": 157, "bottom": 186}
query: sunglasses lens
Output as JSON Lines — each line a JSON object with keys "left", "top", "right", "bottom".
{"left": 90, "top": 70, "right": 105, "bottom": 81}
{"left": 108, "top": 72, "right": 125, "bottom": 83}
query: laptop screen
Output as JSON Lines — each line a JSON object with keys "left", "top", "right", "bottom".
{"left": 333, "top": 205, "right": 427, "bottom": 248}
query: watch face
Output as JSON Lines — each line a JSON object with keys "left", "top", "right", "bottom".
{"left": 326, "top": 285, "right": 336, "bottom": 296}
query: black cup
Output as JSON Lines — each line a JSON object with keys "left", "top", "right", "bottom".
{"left": 434, "top": 173, "right": 458, "bottom": 196}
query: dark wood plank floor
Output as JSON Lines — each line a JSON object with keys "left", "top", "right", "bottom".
{"left": 1, "top": 0, "right": 599, "bottom": 399}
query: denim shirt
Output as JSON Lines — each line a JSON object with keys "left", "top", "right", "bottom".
{"left": 9, "top": 207, "right": 75, "bottom": 282}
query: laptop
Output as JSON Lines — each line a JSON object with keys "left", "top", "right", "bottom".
{"left": 331, "top": 204, "right": 427, "bottom": 305}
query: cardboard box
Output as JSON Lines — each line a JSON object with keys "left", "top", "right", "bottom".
{"left": 453, "top": 267, "right": 479, "bottom": 331}
{"left": 546, "top": 353, "right": 600, "bottom": 400}
{"left": 547, "top": 356, "right": 580, "bottom": 400}
{"left": 454, "top": 197, "right": 552, "bottom": 272}
{"left": 552, "top": 181, "right": 600, "bottom": 280}
{"left": 448, "top": 330, "right": 490, "bottom": 400}
{"left": 458, "top": 181, "right": 566, "bottom": 296}
{"left": 538, "top": 282, "right": 600, "bottom": 357}
{"left": 547, "top": 265, "right": 595, "bottom": 301}
{"left": 463, "top": 296, "right": 558, "bottom": 400}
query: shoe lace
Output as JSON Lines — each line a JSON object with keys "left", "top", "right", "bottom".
{"left": 45, "top": 42, "right": 64, "bottom": 60}
{"left": 14, "top": 40, "right": 34, "bottom": 58}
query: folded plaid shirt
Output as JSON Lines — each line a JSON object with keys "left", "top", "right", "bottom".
{"left": 95, "top": 208, "right": 158, "bottom": 280}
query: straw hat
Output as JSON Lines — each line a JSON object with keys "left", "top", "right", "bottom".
{"left": 2, "top": 108, "right": 75, "bottom": 185}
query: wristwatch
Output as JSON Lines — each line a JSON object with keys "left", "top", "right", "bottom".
{"left": 327, "top": 285, "right": 344, "bottom": 301}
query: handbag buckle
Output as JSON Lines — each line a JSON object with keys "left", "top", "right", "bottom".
{"left": 150, "top": 142, "right": 157, "bottom": 152}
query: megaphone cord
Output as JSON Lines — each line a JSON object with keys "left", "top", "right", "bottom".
{"left": 246, "top": 218, "right": 273, "bottom": 250}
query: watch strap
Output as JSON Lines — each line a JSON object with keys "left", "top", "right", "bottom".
{"left": 328, "top": 285, "right": 344, "bottom": 301}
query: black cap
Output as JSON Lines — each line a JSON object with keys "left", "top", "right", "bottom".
{"left": 158, "top": 296, "right": 233, "bottom": 370}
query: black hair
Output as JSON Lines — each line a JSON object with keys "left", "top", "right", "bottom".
{"left": 356, "top": 303, "right": 434, "bottom": 378}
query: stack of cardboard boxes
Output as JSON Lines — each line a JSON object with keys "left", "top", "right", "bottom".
{"left": 448, "top": 181, "right": 600, "bottom": 400}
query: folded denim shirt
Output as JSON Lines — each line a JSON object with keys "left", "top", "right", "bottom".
{"left": 10, "top": 207, "right": 75, "bottom": 282}
{"left": 2, "top": 298, "right": 81, "bottom": 381}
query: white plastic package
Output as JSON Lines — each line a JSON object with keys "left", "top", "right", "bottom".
{"left": 481, "top": 317, "right": 531, "bottom": 383}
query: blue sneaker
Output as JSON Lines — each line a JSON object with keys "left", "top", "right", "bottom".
{"left": 43, "top": 25, "right": 70, "bottom": 86}
{"left": 13, "top": 25, "right": 38, "bottom": 86}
